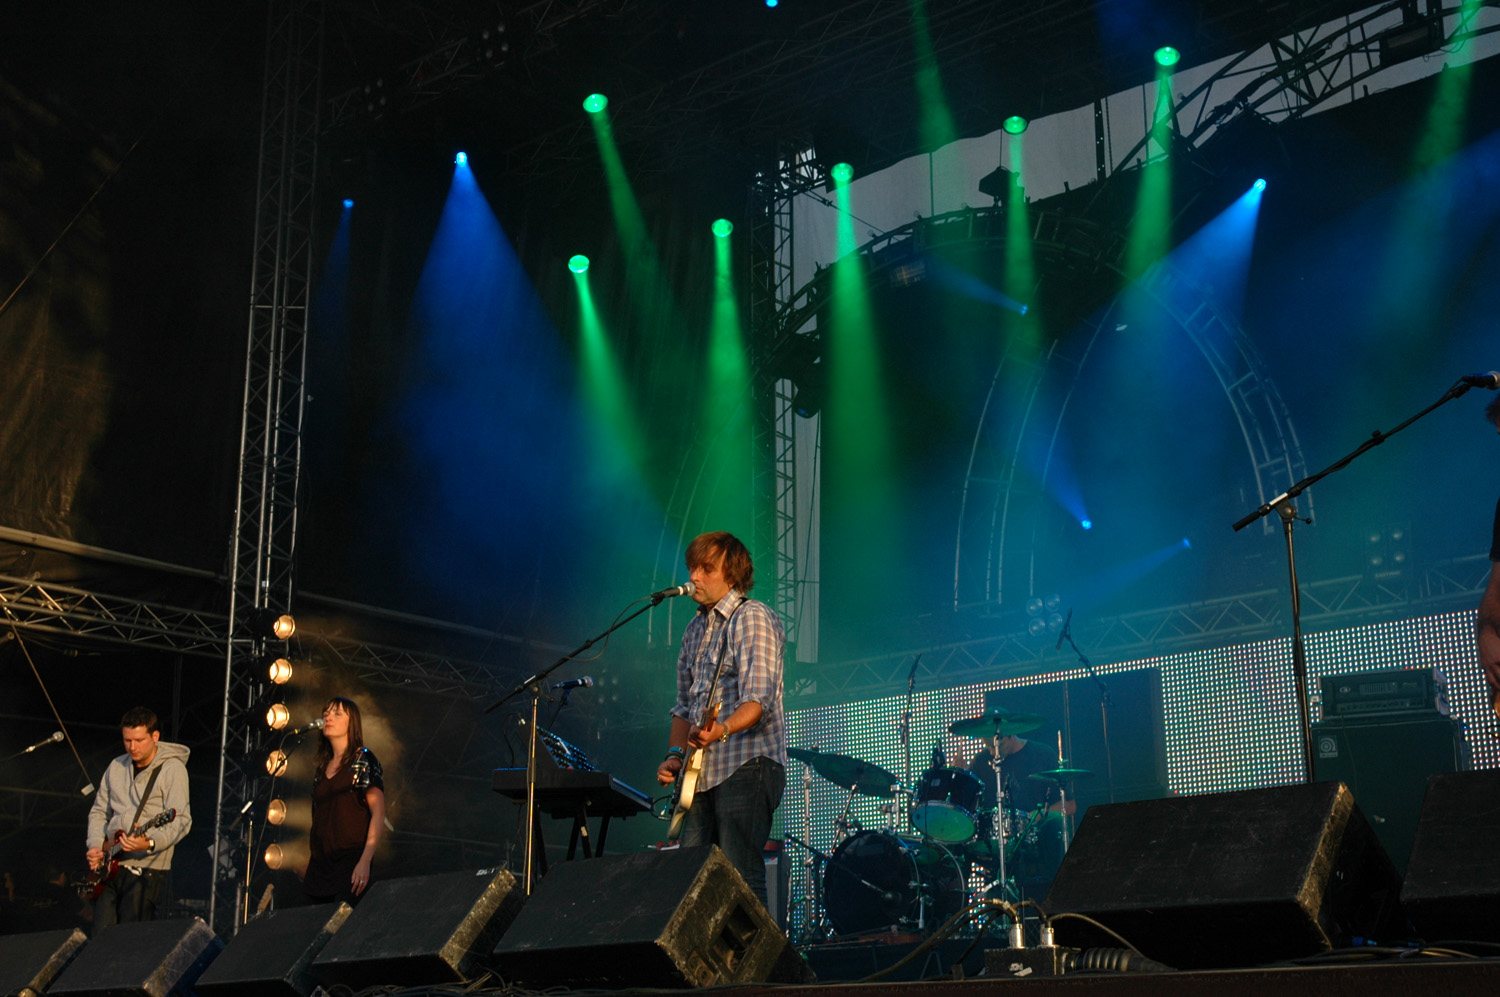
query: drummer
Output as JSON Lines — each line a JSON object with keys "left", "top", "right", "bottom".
{"left": 968, "top": 733, "right": 1075, "bottom": 819}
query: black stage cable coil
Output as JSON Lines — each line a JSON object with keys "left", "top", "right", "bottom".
{"left": 1068, "top": 947, "right": 1176, "bottom": 974}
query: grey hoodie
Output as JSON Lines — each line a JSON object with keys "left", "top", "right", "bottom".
{"left": 85, "top": 741, "right": 192, "bottom": 871}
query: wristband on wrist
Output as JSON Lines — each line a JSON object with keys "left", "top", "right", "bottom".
{"left": 665, "top": 746, "right": 686, "bottom": 760}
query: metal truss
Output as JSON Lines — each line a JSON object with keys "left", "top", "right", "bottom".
{"left": 323, "top": 0, "right": 627, "bottom": 132}
{"left": 791, "top": 555, "right": 1491, "bottom": 705}
{"left": 1113, "top": 1, "right": 1500, "bottom": 179}
{"left": 0, "top": 575, "right": 228, "bottom": 657}
{"left": 212, "top": 0, "right": 327, "bottom": 934}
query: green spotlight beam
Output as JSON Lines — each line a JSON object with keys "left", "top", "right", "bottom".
{"left": 704, "top": 234, "right": 754, "bottom": 526}
{"left": 828, "top": 173, "right": 896, "bottom": 520}
{"left": 1003, "top": 133, "right": 1039, "bottom": 351}
{"left": 1123, "top": 65, "right": 1176, "bottom": 279}
{"left": 909, "top": 0, "right": 957, "bottom": 153}
{"left": 573, "top": 271, "right": 646, "bottom": 470}
{"left": 1412, "top": 1, "right": 1482, "bottom": 171}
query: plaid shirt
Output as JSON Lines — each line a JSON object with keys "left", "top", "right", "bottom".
{"left": 672, "top": 589, "right": 787, "bottom": 792}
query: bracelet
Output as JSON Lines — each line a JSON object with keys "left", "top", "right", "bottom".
{"left": 665, "top": 747, "right": 685, "bottom": 760}
{"left": 719, "top": 726, "right": 731, "bottom": 743}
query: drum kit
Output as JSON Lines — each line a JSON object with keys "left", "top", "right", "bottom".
{"left": 786, "top": 708, "right": 1093, "bottom": 939}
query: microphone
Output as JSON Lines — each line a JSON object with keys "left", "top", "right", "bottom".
{"left": 650, "top": 581, "right": 696, "bottom": 600}
{"left": 22, "top": 731, "right": 64, "bottom": 754}
{"left": 1055, "top": 609, "right": 1073, "bottom": 651}
{"left": 551, "top": 676, "right": 594, "bottom": 691}
{"left": 288, "top": 717, "right": 325, "bottom": 735}
{"left": 1461, "top": 371, "right": 1500, "bottom": 389}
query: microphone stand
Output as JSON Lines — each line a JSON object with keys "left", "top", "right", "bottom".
{"left": 900, "top": 654, "right": 920, "bottom": 833}
{"left": 1231, "top": 376, "right": 1485, "bottom": 783}
{"left": 483, "top": 594, "right": 672, "bottom": 894}
{"left": 1059, "top": 621, "right": 1115, "bottom": 806}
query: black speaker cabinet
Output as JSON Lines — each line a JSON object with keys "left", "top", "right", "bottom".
{"left": 0, "top": 927, "right": 86, "bottom": 997}
{"left": 1401, "top": 769, "right": 1500, "bottom": 942}
{"left": 493, "top": 844, "right": 814, "bottom": 989}
{"left": 195, "top": 903, "right": 350, "bottom": 997}
{"left": 47, "top": 918, "right": 223, "bottom": 997}
{"left": 310, "top": 867, "right": 523, "bottom": 989}
{"left": 1045, "top": 781, "right": 1401, "bottom": 969}
{"left": 1312, "top": 713, "right": 1461, "bottom": 871}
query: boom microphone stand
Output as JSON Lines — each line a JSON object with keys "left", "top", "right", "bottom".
{"left": 484, "top": 586, "right": 688, "bottom": 894}
{"left": 1232, "top": 374, "right": 1496, "bottom": 782}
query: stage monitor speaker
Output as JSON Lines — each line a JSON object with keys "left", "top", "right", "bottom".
{"left": 195, "top": 902, "right": 350, "bottom": 997}
{"left": 493, "top": 844, "right": 815, "bottom": 989}
{"left": 310, "top": 867, "right": 523, "bottom": 989}
{"left": 1312, "top": 713, "right": 1461, "bottom": 871}
{"left": 0, "top": 927, "right": 86, "bottom": 997}
{"left": 1044, "top": 781, "right": 1401, "bottom": 969}
{"left": 1401, "top": 769, "right": 1500, "bottom": 943}
{"left": 47, "top": 918, "right": 222, "bottom": 997}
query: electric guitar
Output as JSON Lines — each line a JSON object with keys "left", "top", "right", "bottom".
{"left": 666, "top": 701, "right": 720, "bottom": 841}
{"left": 77, "top": 809, "right": 177, "bottom": 900}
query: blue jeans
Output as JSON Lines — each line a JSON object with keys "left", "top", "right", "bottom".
{"left": 683, "top": 757, "right": 785, "bottom": 906}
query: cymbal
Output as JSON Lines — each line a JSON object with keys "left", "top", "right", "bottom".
{"left": 787, "top": 748, "right": 898, "bottom": 798}
{"left": 948, "top": 710, "right": 1046, "bottom": 739}
{"left": 1027, "top": 767, "right": 1094, "bottom": 783}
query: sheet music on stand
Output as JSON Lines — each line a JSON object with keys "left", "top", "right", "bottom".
{"left": 539, "top": 728, "right": 595, "bottom": 771}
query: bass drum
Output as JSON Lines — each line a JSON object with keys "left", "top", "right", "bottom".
{"left": 823, "top": 831, "right": 967, "bottom": 935}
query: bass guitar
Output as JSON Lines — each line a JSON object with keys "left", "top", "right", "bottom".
{"left": 77, "top": 808, "right": 177, "bottom": 901}
{"left": 665, "top": 700, "right": 720, "bottom": 841}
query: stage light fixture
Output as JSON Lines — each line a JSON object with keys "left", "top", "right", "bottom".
{"left": 1027, "top": 617, "right": 1048, "bottom": 637}
{"left": 830, "top": 162, "right": 854, "bottom": 183}
{"left": 247, "top": 609, "right": 295, "bottom": 641}
{"left": 766, "top": 0, "right": 779, "bottom": 7}
{"left": 1252, "top": 178, "right": 1267, "bottom": 193}
{"left": 455, "top": 151, "right": 468, "bottom": 167}
{"left": 1154, "top": 46, "right": 1180, "bottom": 67}
{"left": 1003, "top": 115, "right": 1028, "bottom": 135}
{"left": 342, "top": 198, "right": 354, "bottom": 209}
{"left": 266, "top": 704, "right": 290, "bottom": 730}
{"left": 1081, "top": 519, "right": 1094, "bottom": 530}
{"left": 268, "top": 657, "right": 293, "bottom": 684}
{"left": 267, "top": 799, "right": 287, "bottom": 825}
{"left": 266, "top": 750, "right": 288, "bottom": 777}
{"left": 568, "top": 254, "right": 590, "bottom": 274}
{"left": 712, "top": 218, "right": 733, "bottom": 238}
{"left": 264, "top": 844, "right": 284, "bottom": 870}
{"left": 583, "top": 93, "right": 608, "bottom": 114}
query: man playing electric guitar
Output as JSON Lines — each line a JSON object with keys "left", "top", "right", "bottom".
{"left": 84, "top": 707, "right": 192, "bottom": 928}
{"left": 656, "top": 532, "right": 786, "bottom": 907}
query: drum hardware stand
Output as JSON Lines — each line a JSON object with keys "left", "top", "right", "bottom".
{"left": 984, "top": 741, "right": 1018, "bottom": 905}
{"left": 1231, "top": 373, "right": 1487, "bottom": 783}
{"left": 783, "top": 832, "right": 834, "bottom": 944}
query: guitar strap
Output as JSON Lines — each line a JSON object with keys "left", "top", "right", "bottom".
{"left": 127, "top": 763, "right": 164, "bottom": 837}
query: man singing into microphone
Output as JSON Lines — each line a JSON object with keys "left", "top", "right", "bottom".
{"left": 656, "top": 532, "right": 786, "bottom": 906}
{"left": 1478, "top": 395, "right": 1500, "bottom": 716}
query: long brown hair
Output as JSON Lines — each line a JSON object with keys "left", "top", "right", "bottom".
{"left": 312, "top": 696, "right": 366, "bottom": 774}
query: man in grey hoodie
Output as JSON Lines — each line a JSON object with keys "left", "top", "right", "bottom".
{"left": 84, "top": 707, "right": 192, "bottom": 927}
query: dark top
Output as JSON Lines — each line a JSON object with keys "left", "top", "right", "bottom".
{"left": 309, "top": 747, "right": 383, "bottom": 861}
{"left": 1490, "top": 496, "right": 1500, "bottom": 561}
{"left": 970, "top": 739, "right": 1060, "bottom": 814}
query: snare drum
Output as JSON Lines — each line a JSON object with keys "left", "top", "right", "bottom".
{"left": 911, "top": 767, "right": 983, "bottom": 843}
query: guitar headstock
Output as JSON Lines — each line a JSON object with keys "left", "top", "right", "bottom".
{"left": 152, "top": 808, "right": 177, "bottom": 829}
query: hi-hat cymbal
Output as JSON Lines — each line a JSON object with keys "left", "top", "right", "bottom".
{"left": 787, "top": 747, "right": 898, "bottom": 798}
{"left": 948, "top": 710, "right": 1046, "bottom": 739}
{"left": 1027, "top": 767, "right": 1094, "bottom": 783}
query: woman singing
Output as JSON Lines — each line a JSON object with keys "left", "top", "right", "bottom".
{"left": 304, "top": 696, "right": 385, "bottom": 905}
